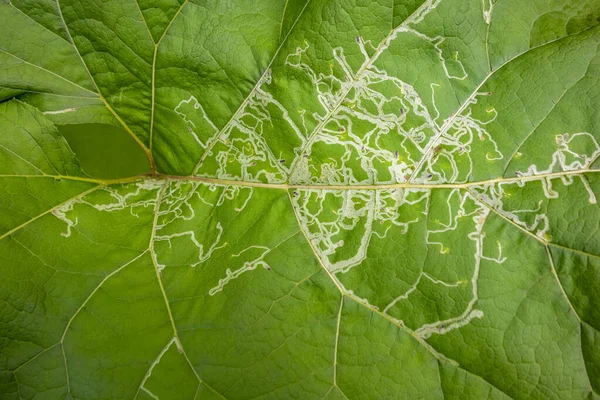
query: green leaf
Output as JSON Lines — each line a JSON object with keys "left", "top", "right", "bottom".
{"left": 1, "top": 0, "right": 600, "bottom": 399}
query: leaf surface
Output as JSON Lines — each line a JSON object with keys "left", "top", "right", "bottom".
{"left": 1, "top": 0, "right": 600, "bottom": 399}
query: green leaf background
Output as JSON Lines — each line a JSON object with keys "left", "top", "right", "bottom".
{"left": 1, "top": 0, "right": 600, "bottom": 399}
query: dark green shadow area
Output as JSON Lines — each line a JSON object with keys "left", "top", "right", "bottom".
{"left": 58, "top": 123, "right": 150, "bottom": 179}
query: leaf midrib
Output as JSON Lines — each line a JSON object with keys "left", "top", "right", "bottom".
{"left": 2, "top": 168, "right": 593, "bottom": 190}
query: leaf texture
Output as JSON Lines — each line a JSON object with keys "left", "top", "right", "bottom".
{"left": 1, "top": 0, "right": 600, "bottom": 399}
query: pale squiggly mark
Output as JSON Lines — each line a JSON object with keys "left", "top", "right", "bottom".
{"left": 383, "top": 272, "right": 466, "bottom": 314}
{"left": 185, "top": 69, "right": 308, "bottom": 183}
{"left": 413, "top": 92, "right": 503, "bottom": 184}
{"left": 52, "top": 205, "right": 78, "bottom": 238}
{"left": 291, "top": 190, "right": 374, "bottom": 273}
{"left": 179, "top": 0, "right": 460, "bottom": 186}
{"left": 208, "top": 246, "right": 272, "bottom": 296}
{"left": 174, "top": 95, "right": 219, "bottom": 148}
{"left": 42, "top": 108, "right": 78, "bottom": 115}
{"left": 413, "top": 105, "right": 599, "bottom": 190}
{"left": 418, "top": 193, "right": 501, "bottom": 338}
{"left": 470, "top": 185, "right": 552, "bottom": 240}
{"left": 398, "top": 27, "right": 468, "bottom": 81}
{"left": 151, "top": 182, "right": 273, "bottom": 292}
{"left": 291, "top": 188, "right": 428, "bottom": 274}
{"left": 154, "top": 223, "right": 226, "bottom": 271}
{"left": 382, "top": 190, "right": 506, "bottom": 339}
{"left": 152, "top": 183, "right": 255, "bottom": 273}
{"left": 159, "top": 181, "right": 211, "bottom": 225}
{"left": 153, "top": 182, "right": 276, "bottom": 295}
{"left": 286, "top": 42, "right": 443, "bottom": 184}
{"left": 470, "top": 132, "right": 600, "bottom": 241}
{"left": 284, "top": 42, "right": 355, "bottom": 115}
{"left": 418, "top": 309, "right": 485, "bottom": 338}
{"left": 514, "top": 132, "right": 599, "bottom": 203}
{"left": 293, "top": 187, "right": 505, "bottom": 337}
{"left": 481, "top": 0, "right": 494, "bottom": 24}
{"left": 52, "top": 180, "right": 164, "bottom": 237}
{"left": 286, "top": 7, "right": 474, "bottom": 185}
{"left": 216, "top": 185, "right": 254, "bottom": 211}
